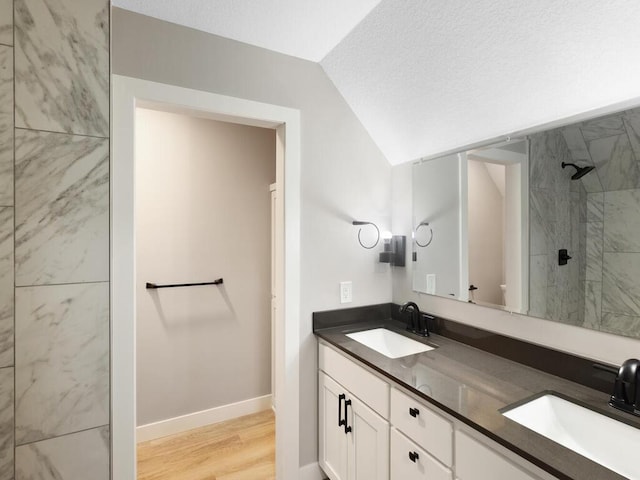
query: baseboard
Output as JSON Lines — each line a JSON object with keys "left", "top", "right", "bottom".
{"left": 299, "top": 462, "right": 326, "bottom": 480}
{"left": 136, "top": 394, "right": 273, "bottom": 443}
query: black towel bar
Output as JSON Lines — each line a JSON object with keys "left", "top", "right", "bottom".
{"left": 146, "top": 278, "right": 224, "bottom": 289}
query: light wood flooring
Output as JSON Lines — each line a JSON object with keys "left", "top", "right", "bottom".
{"left": 137, "top": 410, "right": 275, "bottom": 480}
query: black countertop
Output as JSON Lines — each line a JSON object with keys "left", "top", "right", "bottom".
{"left": 316, "top": 319, "right": 640, "bottom": 480}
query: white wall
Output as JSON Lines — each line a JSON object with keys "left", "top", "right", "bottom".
{"left": 412, "top": 155, "right": 462, "bottom": 298}
{"left": 113, "top": 8, "right": 392, "bottom": 467}
{"left": 135, "top": 109, "right": 275, "bottom": 426}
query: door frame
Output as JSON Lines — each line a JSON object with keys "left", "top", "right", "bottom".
{"left": 111, "top": 75, "right": 301, "bottom": 479}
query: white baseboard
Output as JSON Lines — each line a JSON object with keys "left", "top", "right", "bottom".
{"left": 136, "top": 394, "right": 273, "bottom": 443}
{"left": 299, "top": 462, "right": 326, "bottom": 480}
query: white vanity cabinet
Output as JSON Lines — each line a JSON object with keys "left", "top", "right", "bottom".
{"left": 319, "top": 344, "right": 390, "bottom": 480}
{"left": 318, "top": 341, "right": 557, "bottom": 480}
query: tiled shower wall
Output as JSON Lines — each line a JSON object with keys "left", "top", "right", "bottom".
{"left": 529, "top": 109, "right": 640, "bottom": 339}
{"left": 0, "top": 0, "right": 110, "bottom": 478}
{"left": 528, "top": 129, "right": 585, "bottom": 325}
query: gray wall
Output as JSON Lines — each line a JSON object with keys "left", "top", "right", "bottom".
{"left": 136, "top": 109, "right": 275, "bottom": 426}
{"left": 112, "top": 8, "right": 392, "bottom": 468}
{"left": 1, "top": 0, "right": 110, "bottom": 478}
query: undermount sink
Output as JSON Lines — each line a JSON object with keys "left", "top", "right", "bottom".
{"left": 502, "top": 393, "right": 640, "bottom": 479}
{"left": 346, "top": 328, "right": 435, "bottom": 359}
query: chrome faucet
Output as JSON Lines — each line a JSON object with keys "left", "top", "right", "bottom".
{"left": 610, "top": 359, "right": 640, "bottom": 416}
{"left": 400, "top": 302, "right": 429, "bottom": 337}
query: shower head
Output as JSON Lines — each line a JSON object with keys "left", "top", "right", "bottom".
{"left": 561, "top": 162, "right": 595, "bottom": 180}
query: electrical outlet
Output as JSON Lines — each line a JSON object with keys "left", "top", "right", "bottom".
{"left": 426, "top": 274, "right": 436, "bottom": 295}
{"left": 340, "top": 281, "right": 352, "bottom": 303}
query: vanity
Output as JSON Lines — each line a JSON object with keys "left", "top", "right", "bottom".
{"left": 314, "top": 304, "right": 640, "bottom": 480}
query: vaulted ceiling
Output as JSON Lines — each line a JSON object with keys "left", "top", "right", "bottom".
{"left": 113, "top": 0, "right": 640, "bottom": 165}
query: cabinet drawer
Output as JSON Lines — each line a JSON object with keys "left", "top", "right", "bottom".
{"left": 456, "top": 431, "right": 541, "bottom": 480}
{"left": 390, "top": 388, "right": 453, "bottom": 467}
{"left": 319, "top": 344, "right": 390, "bottom": 418}
{"left": 391, "top": 428, "right": 452, "bottom": 480}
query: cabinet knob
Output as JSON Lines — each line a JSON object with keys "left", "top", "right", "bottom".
{"left": 409, "top": 407, "right": 420, "bottom": 417}
{"left": 408, "top": 451, "right": 419, "bottom": 463}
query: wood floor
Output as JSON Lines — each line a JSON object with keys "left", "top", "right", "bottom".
{"left": 137, "top": 410, "right": 275, "bottom": 480}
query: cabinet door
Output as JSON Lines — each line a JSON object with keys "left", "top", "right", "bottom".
{"left": 348, "top": 393, "right": 390, "bottom": 480}
{"left": 319, "top": 372, "right": 349, "bottom": 480}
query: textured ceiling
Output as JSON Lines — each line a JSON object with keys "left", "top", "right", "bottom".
{"left": 322, "top": 0, "right": 640, "bottom": 164}
{"left": 111, "top": 0, "right": 383, "bottom": 61}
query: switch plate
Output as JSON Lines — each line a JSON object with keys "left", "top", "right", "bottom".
{"left": 426, "top": 274, "right": 436, "bottom": 295}
{"left": 340, "top": 281, "right": 352, "bottom": 303}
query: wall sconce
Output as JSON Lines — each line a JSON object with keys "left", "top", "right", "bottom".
{"left": 352, "top": 220, "right": 380, "bottom": 249}
{"left": 379, "top": 234, "right": 406, "bottom": 267}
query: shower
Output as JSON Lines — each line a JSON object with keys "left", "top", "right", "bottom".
{"left": 561, "top": 162, "right": 595, "bottom": 180}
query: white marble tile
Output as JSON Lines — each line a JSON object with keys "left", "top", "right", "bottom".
{"left": 15, "top": 130, "right": 108, "bottom": 286}
{"left": 0, "top": 208, "right": 13, "bottom": 369}
{"left": 528, "top": 133, "right": 554, "bottom": 190}
{"left": 15, "top": 283, "right": 109, "bottom": 444}
{"left": 586, "top": 192, "right": 604, "bottom": 223}
{"left": 562, "top": 126, "right": 591, "bottom": 162}
{"left": 589, "top": 134, "right": 640, "bottom": 191}
{"left": 624, "top": 110, "right": 640, "bottom": 159}
{"left": 570, "top": 192, "right": 582, "bottom": 254}
{"left": 529, "top": 188, "right": 553, "bottom": 256}
{"left": 528, "top": 255, "right": 547, "bottom": 318}
{"left": 583, "top": 281, "right": 602, "bottom": 330}
{"left": 601, "top": 312, "right": 640, "bottom": 338}
{"left": 585, "top": 221, "right": 603, "bottom": 281}
{"left": 604, "top": 189, "right": 640, "bottom": 253}
{"left": 14, "top": 0, "right": 108, "bottom": 137}
{"left": 602, "top": 252, "right": 640, "bottom": 317}
{"left": 580, "top": 115, "right": 626, "bottom": 142}
{"left": 0, "top": 0, "right": 11, "bottom": 46}
{"left": 15, "top": 426, "right": 109, "bottom": 480}
{"left": 0, "top": 367, "right": 13, "bottom": 480}
{"left": 0, "top": 45, "right": 12, "bottom": 206}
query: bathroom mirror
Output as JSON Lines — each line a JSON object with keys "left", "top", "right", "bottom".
{"left": 412, "top": 105, "right": 640, "bottom": 339}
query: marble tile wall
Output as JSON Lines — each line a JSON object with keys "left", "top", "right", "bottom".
{"left": 529, "top": 130, "right": 584, "bottom": 325}
{"left": 1, "top": 0, "right": 110, "bottom": 478}
{"left": 0, "top": 7, "right": 13, "bottom": 479}
{"left": 15, "top": 427, "right": 109, "bottom": 480}
{"left": 14, "top": 0, "right": 109, "bottom": 137}
{"left": 544, "top": 108, "right": 640, "bottom": 338}
{"left": 0, "top": 0, "right": 11, "bottom": 47}
{"left": 15, "top": 283, "right": 109, "bottom": 445}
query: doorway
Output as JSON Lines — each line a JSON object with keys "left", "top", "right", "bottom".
{"left": 111, "top": 76, "right": 301, "bottom": 480}
{"left": 133, "top": 107, "right": 276, "bottom": 473}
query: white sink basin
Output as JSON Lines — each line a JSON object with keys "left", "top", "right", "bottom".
{"left": 346, "top": 328, "right": 434, "bottom": 359}
{"left": 503, "top": 393, "right": 640, "bottom": 479}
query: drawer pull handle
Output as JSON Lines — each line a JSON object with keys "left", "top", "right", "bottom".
{"left": 344, "top": 399, "right": 352, "bottom": 434}
{"left": 409, "top": 451, "right": 419, "bottom": 463}
{"left": 338, "top": 394, "right": 346, "bottom": 427}
{"left": 409, "top": 407, "right": 420, "bottom": 417}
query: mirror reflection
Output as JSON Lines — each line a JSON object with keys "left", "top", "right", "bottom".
{"left": 412, "top": 106, "right": 640, "bottom": 339}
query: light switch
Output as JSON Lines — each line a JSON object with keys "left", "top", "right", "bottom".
{"left": 340, "top": 281, "right": 352, "bottom": 303}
